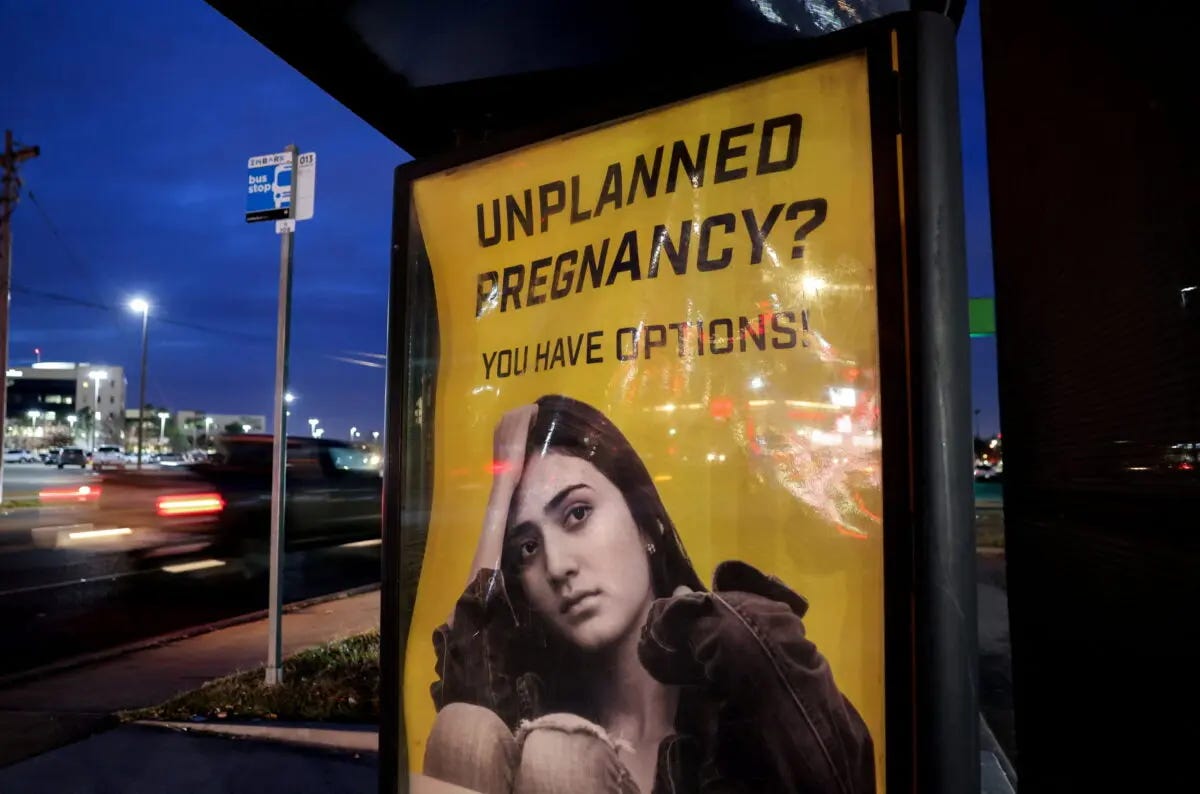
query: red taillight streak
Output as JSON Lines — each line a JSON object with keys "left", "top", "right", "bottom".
{"left": 156, "top": 493, "right": 224, "bottom": 517}
{"left": 40, "top": 486, "right": 101, "bottom": 502}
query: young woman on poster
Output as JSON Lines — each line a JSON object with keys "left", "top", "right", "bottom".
{"left": 424, "top": 394, "right": 874, "bottom": 794}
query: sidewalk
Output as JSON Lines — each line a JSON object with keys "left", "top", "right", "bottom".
{"left": 0, "top": 586, "right": 380, "bottom": 787}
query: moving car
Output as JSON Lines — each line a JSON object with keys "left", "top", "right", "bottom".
{"left": 974, "top": 462, "right": 1000, "bottom": 481}
{"left": 92, "top": 445, "right": 127, "bottom": 472}
{"left": 58, "top": 447, "right": 87, "bottom": 469}
{"left": 72, "top": 435, "right": 381, "bottom": 559}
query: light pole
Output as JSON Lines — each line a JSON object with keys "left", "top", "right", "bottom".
{"left": 26, "top": 410, "right": 39, "bottom": 445}
{"left": 204, "top": 416, "right": 213, "bottom": 446}
{"left": 129, "top": 298, "right": 150, "bottom": 469}
{"left": 157, "top": 411, "right": 169, "bottom": 447}
{"left": 88, "top": 369, "right": 108, "bottom": 449}
{"left": 67, "top": 414, "right": 77, "bottom": 443}
{"left": 308, "top": 418, "right": 319, "bottom": 437}
{"left": 350, "top": 426, "right": 357, "bottom": 442}
{"left": 241, "top": 424, "right": 252, "bottom": 434}
{"left": 372, "top": 431, "right": 380, "bottom": 442}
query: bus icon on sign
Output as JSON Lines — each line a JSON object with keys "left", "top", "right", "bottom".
{"left": 272, "top": 164, "right": 292, "bottom": 208}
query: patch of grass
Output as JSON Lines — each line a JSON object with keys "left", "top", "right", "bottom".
{"left": 1, "top": 497, "right": 41, "bottom": 510}
{"left": 123, "top": 630, "right": 379, "bottom": 724}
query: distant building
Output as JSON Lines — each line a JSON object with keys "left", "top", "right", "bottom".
{"left": 5, "top": 362, "right": 126, "bottom": 448}
{"left": 122, "top": 410, "right": 268, "bottom": 452}
{"left": 176, "top": 411, "right": 267, "bottom": 443}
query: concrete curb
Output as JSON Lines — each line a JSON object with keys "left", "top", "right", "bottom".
{"left": 0, "top": 583, "right": 381, "bottom": 691}
{"left": 135, "top": 720, "right": 378, "bottom": 755}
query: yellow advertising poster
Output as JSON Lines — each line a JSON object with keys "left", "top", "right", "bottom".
{"left": 403, "top": 51, "right": 884, "bottom": 793}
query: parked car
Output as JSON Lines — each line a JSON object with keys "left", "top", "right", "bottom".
{"left": 58, "top": 447, "right": 87, "bottom": 469}
{"left": 92, "top": 445, "right": 127, "bottom": 472}
{"left": 156, "top": 453, "right": 187, "bottom": 467}
{"left": 4, "top": 448, "right": 36, "bottom": 463}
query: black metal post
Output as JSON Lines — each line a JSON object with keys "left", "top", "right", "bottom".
{"left": 137, "top": 308, "right": 148, "bottom": 469}
{"left": 908, "top": 11, "right": 979, "bottom": 794}
{"left": 379, "top": 183, "right": 410, "bottom": 794}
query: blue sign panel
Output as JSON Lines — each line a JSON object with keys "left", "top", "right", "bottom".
{"left": 246, "top": 151, "right": 293, "bottom": 222}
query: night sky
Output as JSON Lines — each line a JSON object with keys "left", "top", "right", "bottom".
{"left": 1, "top": 0, "right": 1000, "bottom": 442}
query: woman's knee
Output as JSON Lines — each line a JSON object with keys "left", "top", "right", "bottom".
{"left": 514, "top": 714, "right": 638, "bottom": 794}
{"left": 425, "top": 703, "right": 518, "bottom": 794}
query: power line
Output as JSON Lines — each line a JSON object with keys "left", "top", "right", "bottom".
{"left": 11, "top": 284, "right": 108, "bottom": 313}
{"left": 25, "top": 189, "right": 108, "bottom": 305}
{"left": 10, "top": 284, "right": 273, "bottom": 344}
{"left": 21, "top": 189, "right": 276, "bottom": 346}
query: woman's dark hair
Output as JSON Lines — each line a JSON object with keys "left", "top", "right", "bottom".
{"left": 492, "top": 395, "right": 705, "bottom": 717}
{"left": 505, "top": 394, "right": 705, "bottom": 597}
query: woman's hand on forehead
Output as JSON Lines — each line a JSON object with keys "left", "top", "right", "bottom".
{"left": 492, "top": 404, "right": 538, "bottom": 484}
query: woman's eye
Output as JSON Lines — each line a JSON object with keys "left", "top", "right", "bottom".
{"left": 564, "top": 504, "right": 591, "bottom": 527}
{"left": 520, "top": 539, "right": 540, "bottom": 559}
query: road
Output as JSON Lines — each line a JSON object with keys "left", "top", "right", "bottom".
{"left": 0, "top": 536, "right": 382, "bottom": 678}
{"left": 1, "top": 464, "right": 95, "bottom": 499}
{"left": 0, "top": 478, "right": 383, "bottom": 679}
{"left": 0, "top": 445, "right": 391, "bottom": 682}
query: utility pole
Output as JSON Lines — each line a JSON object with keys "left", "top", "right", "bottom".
{"left": 0, "top": 131, "right": 40, "bottom": 505}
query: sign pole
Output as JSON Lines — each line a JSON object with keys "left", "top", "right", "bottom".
{"left": 265, "top": 143, "right": 298, "bottom": 686}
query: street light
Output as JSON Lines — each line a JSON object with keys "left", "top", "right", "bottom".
{"left": 157, "top": 412, "right": 170, "bottom": 446}
{"left": 204, "top": 416, "right": 213, "bottom": 445}
{"left": 372, "top": 431, "right": 380, "bottom": 441}
{"left": 242, "top": 424, "right": 252, "bottom": 434}
{"left": 308, "top": 418, "right": 319, "bottom": 437}
{"left": 129, "top": 298, "right": 151, "bottom": 469}
{"left": 350, "top": 426, "right": 357, "bottom": 441}
{"left": 88, "top": 370, "right": 108, "bottom": 449}
{"left": 67, "top": 414, "right": 77, "bottom": 442}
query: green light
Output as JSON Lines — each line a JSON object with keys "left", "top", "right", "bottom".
{"left": 969, "top": 298, "right": 996, "bottom": 337}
